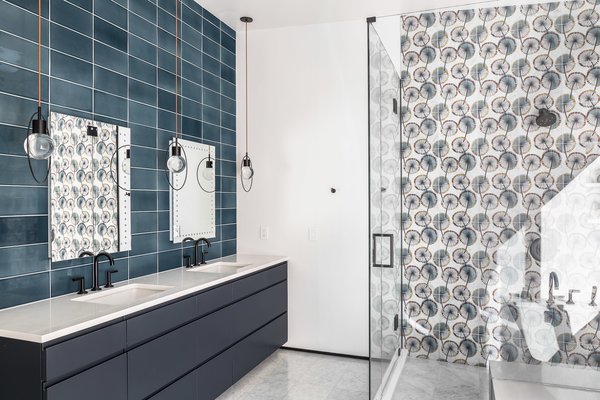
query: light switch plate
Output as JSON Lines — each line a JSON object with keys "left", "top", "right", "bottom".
{"left": 309, "top": 227, "right": 318, "bottom": 241}
{"left": 260, "top": 226, "right": 269, "bottom": 240}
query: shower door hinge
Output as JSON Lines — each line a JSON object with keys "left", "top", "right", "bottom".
{"left": 394, "top": 314, "right": 399, "bottom": 331}
{"left": 393, "top": 99, "right": 398, "bottom": 114}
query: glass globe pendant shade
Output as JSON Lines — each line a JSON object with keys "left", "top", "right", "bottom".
{"left": 241, "top": 155, "right": 254, "bottom": 180}
{"left": 167, "top": 145, "right": 186, "bottom": 173}
{"left": 24, "top": 109, "right": 55, "bottom": 160}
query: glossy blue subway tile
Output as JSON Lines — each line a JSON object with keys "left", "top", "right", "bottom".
{"left": 222, "top": 80, "right": 235, "bottom": 99}
{"left": 222, "top": 49, "right": 235, "bottom": 69}
{"left": 221, "top": 32, "right": 235, "bottom": 54}
{"left": 94, "top": 42, "right": 128, "bottom": 75}
{"left": 129, "top": 101, "right": 157, "bottom": 127}
{"left": 130, "top": 0, "right": 157, "bottom": 24}
{"left": 94, "top": 66, "right": 128, "bottom": 97}
{"left": 95, "top": 17, "right": 128, "bottom": 52}
{"left": 220, "top": 160, "right": 236, "bottom": 178}
{"left": 0, "top": 125, "right": 28, "bottom": 156}
{"left": 182, "top": 6, "right": 202, "bottom": 29}
{"left": 182, "top": 98, "right": 202, "bottom": 120}
{"left": 50, "top": 78, "right": 92, "bottom": 112}
{"left": 0, "top": 63, "right": 48, "bottom": 101}
{"left": 0, "top": 244, "right": 49, "bottom": 279}
{"left": 5, "top": 0, "right": 49, "bottom": 16}
{"left": 132, "top": 211, "right": 158, "bottom": 234}
{"left": 131, "top": 167, "right": 158, "bottom": 190}
{"left": 0, "top": 32, "right": 49, "bottom": 73}
{"left": 130, "top": 35, "right": 157, "bottom": 65}
{"left": 203, "top": 36, "right": 220, "bottom": 60}
{"left": 222, "top": 112, "right": 235, "bottom": 130}
{"left": 182, "top": 42, "right": 202, "bottom": 66}
{"left": 221, "top": 65, "right": 235, "bottom": 83}
{"left": 51, "top": 0, "right": 92, "bottom": 36}
{"left": 157, "top": 231, "right": 178, "bottom": 251}
{"left": 221, "top": 23, "right": 235, "bottom": 39}
{"left": 1, "top": 1, "right": 49, "bottom": 42}
{"left": 0, "top": 272, "right": 49, "bottom": 309}
{"left": 221, "top": 144, "right": 236, "bottom": 162}
{"left": 63, "top": 0, "right": 90, "bottom": 11}
{"left": 221, "top": 192, "right": 236, "bottom": 209}
{"left": 157, "top": 28, "right": 176, "bottom": 53}
{"left": 205, "top": 241, "right": 221, "bottom": 262}
{"left": 131, "top": 190, "right": 158, "bottom": 212}
{"left": 222, "top": 240, "right": 236, "bottom": 257}
{"left": 157, "top": 68, "right": 175, "bottom": 92}
{"left": 221, "top": 129, "right": 235, "bottom": 146}
{"left": 203, "top": 122, "right": 220, "bottom": 142}
{"left": 0, "top": 216, "right": 47, "bottom": 247}
{"left": 94, "top": 91, "right": 127, "bottom": 121}
{"left": 182, "top": 24, "right": 203, "bottom": 50}
{"left": 158, "top": 8, "right": 175, "bottom": 34}
{"left": 0, "top": 155, "right": 47, "bottom": 186}
{"left": 0, "top": 186, "right": 47, "bottom": 216}
{"left": 182, "top": 80, "right": 202, "bottom": 103}
{"left": 157, "top": 0, "right": 175, "bottom": 14}
{"left": 157, "top": 190, "right": 169, "bottom": 211}
{"left": 203, "top": 19, "right": 220, "bottom": 43}
{"left": 182, "top": 60, "right": 203, "bottom": 84}
{"left": 130, "top": 79, "right": 157, "bottom": 106}
{"left": 157, "top": 109, "right": 176, "bottom": 131}
{"left": 202, "top": 71, "right": 220, "bottom": 92}
{"left": 129, "top": 57, "right": 157, "bottom": 85}
{"left": 51, "top": 51, "right": 93, "bottom": 86}
{"left": 202, "top": 9, "right": 221, "bottom": 29}
{"left": 131, "top": 232, "right": 158, "bottom": 256}
{"left": 221, "top": 96, "right": 235, "bottom": 115}
{"left": 157, "top": 88, "right": 175, "bottom": 111}
{"left": 95, "top": 0, "right": 127, "bottom": 30}
{"left": 131, "top": 146, "right": 158, "bottom": 168}
{"left": 221, "top": 177, "right": 236, "bottom": 194}
{"left": 182, "top": 117, "right": 202, "bottom": 136}
{"left": 130, "top": 123, "right": 158, "bottom": 148}
{"left": 222, "top": 224, "right": 236, "bottom": 241}
{"left": 157, "top": 211, "right": 169, "bottom": 231}
{"left": 202, "top": 54, "right": 220, "bottom": 76}
{"left": 50, "top": 264, "right": 92, "bottom": 297}
{"left": 50, "top": 23, "right": 92, "bottom": 61}
{"left": 158, "top": 249, "right": 182, "bottom": 271}
{"left": 129, "top": 12, "right": 157, "bottom": 44}
{"left": 129, "top": 254, "right": 158, "bottom": 279}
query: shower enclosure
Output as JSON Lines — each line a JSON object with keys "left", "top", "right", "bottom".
{"left": 369, "top": 1, "right": 600, "bottom": 398}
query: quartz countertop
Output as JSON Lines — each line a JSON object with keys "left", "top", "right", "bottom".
{"left": 0, "top": 255, "right": 288, "bottom": 343}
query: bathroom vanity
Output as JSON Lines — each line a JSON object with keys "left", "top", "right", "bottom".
{"left": 0, "top": 255, "right": 288, "bottom": 400}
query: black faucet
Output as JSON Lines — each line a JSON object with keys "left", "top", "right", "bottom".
{"left": 79, "top": 251, "right": 115, "bottom": 292}
{"left": 182, "top": 237, "right": 197, "bottom": 265}
{"left": 196, "top": 238, "right": 211, "bottom": 265}
{"left": 547, "top": 272, "right": 559, "bottom": 306}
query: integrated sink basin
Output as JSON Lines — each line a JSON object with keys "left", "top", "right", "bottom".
{"left": 187, "top": 262, "right": 251, "bottom": 274}
{"left": 71, "top": 284, "right": 174, "bottom": 306}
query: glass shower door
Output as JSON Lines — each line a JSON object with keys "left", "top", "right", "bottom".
{"left": 369, "top": 21, "right": 402, "bottom": 399}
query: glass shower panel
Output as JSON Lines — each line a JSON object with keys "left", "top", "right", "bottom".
{"left": 369, "top": 21, "right": 402, "bottom": 399}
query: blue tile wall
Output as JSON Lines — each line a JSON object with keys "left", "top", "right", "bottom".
{"left": 0, "top": 0, "right": 237, "bottom": 309}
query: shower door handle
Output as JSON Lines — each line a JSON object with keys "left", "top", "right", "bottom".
{"left": 372, "top": 233, "right": 394, "bottom": 268}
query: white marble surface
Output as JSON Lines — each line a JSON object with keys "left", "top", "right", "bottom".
{"left": 0, "top": 254, "right": 287, "bottom": 343}
{"left": 493, "top": 380, "right": 600, "bottom": 400}
{"left": 217, "top": 349, "right": 368, "bottom": 400}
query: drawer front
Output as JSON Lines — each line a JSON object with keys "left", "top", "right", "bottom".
{"left": 196, "top": 306, "right": 236, "bottom": 364}
{"left": 149, "top": 370, "right": 196, "bottom": 400}
{"left": 232, "top": 313, "right": 288, "bottom": 383}
{"left": 231, "top": 281, "right": 287, "bottom": 342}
{"left": 127, "top": 296, "right": 196, "bottom": 348}
{"left": 197, "top": 284, "right": 232, "bottom": 317}
{"left": 232, "top": 263, "right": 287, "bottom": 301}
{"left": 197, "top": 348, "right": 233, "bottom": 400}
{"left": 46, "top": 355, "right": 127, "bottom": 400}
{"left": 128, "top": 320, "right": 197, "bottom": 400}
{"left": 45, "top": 322, "right": 125, "bottom": 383}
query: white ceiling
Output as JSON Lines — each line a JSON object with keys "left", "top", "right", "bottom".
{"left": 197, "top": 0, "right": 553, "bottom": 32}
{"left": 196, "top": 0, "right": 405, "bottom": 31}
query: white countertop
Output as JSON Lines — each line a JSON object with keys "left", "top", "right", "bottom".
{"left": 0, "top": 255, "right": 288, "bottom": 344}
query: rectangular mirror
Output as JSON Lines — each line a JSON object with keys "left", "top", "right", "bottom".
{"left": 49, "top": 112, "right": 131, "bottom": 261}
{"left": 170, "top": 138, "right": 216, "bottom": 243}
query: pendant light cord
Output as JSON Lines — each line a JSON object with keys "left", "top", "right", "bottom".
{"left": 245, "top": 21, "right": 248, "bottom": 155}
{"left": 175, "top": 0, "right": 179, "bottom": 147}
{"left": 38, "top": 0, "right": 41, "bottom": 109}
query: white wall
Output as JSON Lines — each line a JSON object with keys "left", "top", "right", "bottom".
{"left": 236, "top": 20, "right": 369, "bottom": 357}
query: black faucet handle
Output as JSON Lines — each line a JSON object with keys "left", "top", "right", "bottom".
{"left": 72, "top": 276, "right": 87, "bottom": 295}
{"left": 105, "top": 269, "right": 118, "bottom": 288}
{"left": 183, "top": 255, "right": 192, "bottom": 268}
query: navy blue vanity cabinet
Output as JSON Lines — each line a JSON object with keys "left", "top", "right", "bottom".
{"left": 0, "top": 262, "right": 288, "bottom": 400}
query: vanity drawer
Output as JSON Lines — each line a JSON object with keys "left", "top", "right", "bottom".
{"left": 232, "top": 263, "right": 287, "bottom": 301}
{"left": 197, "top": 284, "right": 232, "bottom": 317}
{"left": 127, "top": 295, "right": 197, "bottom": 348}
{"left": 232, "top": 313, "right": 288, "bottom": 382}
{"left": 46, "top": 354, "right": 127, "bottom": 400}
{"left": 231, "top": 281, "right": 288, "bottom": 341}
{"left": 44, "top": 322, "right": 126, "bottom": 383}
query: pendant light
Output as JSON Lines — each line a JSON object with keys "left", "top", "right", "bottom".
{"left": 24, "top": 0, "right": 55, "bottom": 182}
{"left": 196, "top": 151, "right": 215, "bottom": 193}
{"left": 240, "top": 17, "right": 254, "bottom": 192}
{"left": 167, "top": 0, "right": 186, "bottom": 175}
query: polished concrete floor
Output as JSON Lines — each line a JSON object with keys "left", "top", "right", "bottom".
{"left": 217, "top": 349, "right": 369, "bottom": 400}
{"left": 217, "top": 349, "right": 488, "bottom": 400}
